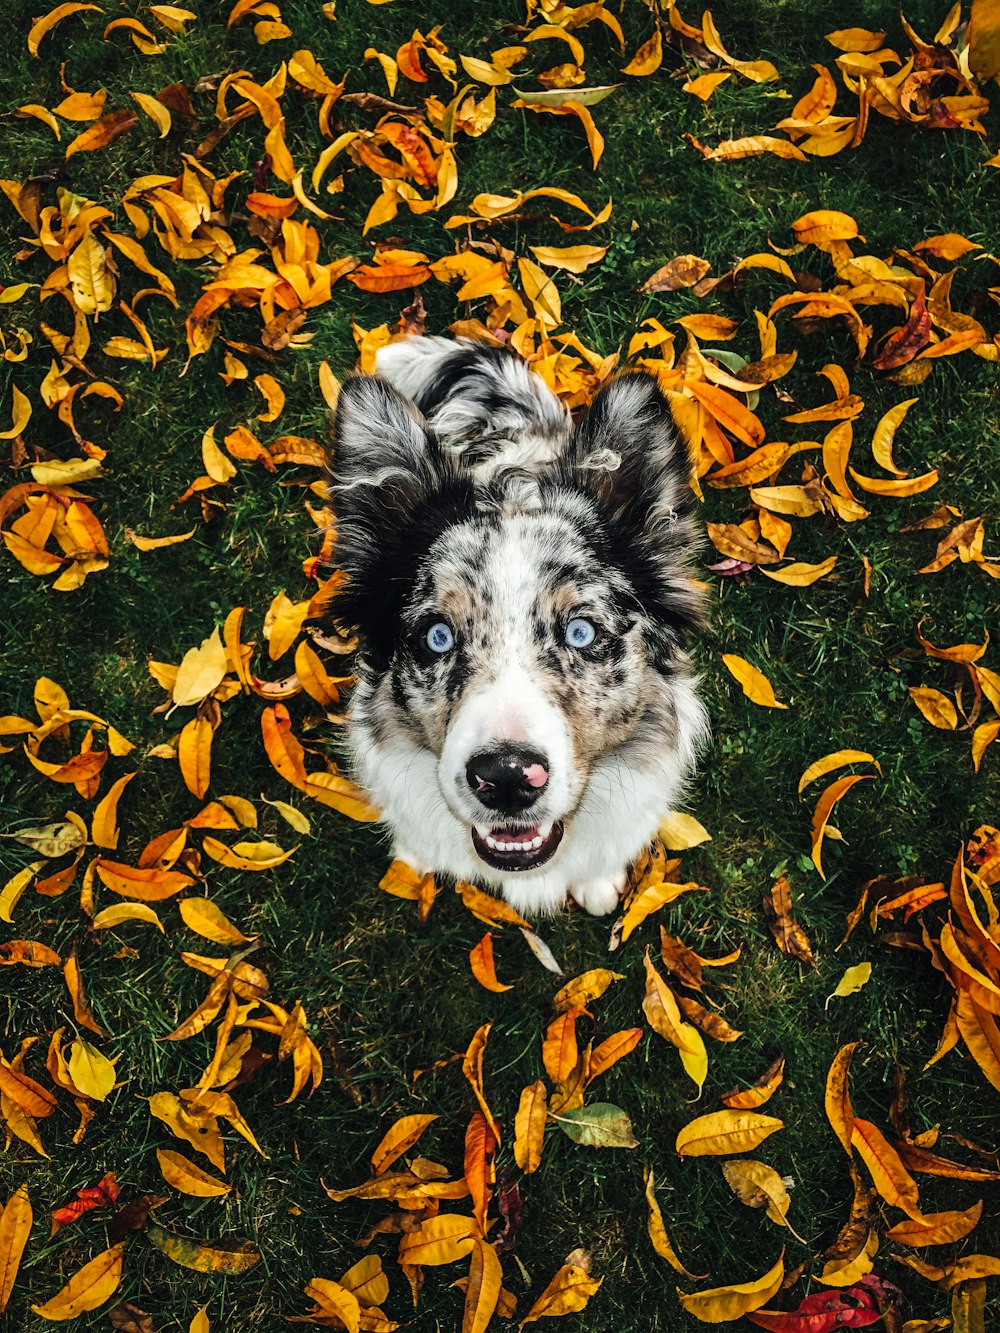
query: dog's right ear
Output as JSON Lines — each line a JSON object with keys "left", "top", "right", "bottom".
{"left": 329, "top": 374, "right": 437, "bottom": 577}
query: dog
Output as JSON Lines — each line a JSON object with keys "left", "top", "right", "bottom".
{"left": 328, "top": 336, "right": 707, "bottom": 916}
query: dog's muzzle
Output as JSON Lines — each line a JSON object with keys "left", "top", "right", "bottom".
{"left": 465, "top": 745, "right": 563, "bottom": 870}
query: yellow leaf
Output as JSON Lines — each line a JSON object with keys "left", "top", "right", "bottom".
{"left": 178, "top": 897, "right": 249, "bottom": 946}
{"left": 396, "top": 1213, "right": 475, "bottom": 1267}
{"left": 178, "top": 715, "right": 213, "bottom": 800}
{"left": 146, "top": 1221, "right": 260, "bottom": 1274}
{"left": 528, "top": 244, "right": 607, "bottom": 273}
{"left": 760, "top": 557, "right": 838, "bottom": 586}
{"left": 201, "top": 426, "right": 237, "bottom": 483}
{"left": 0, "top": 385, "right": 31, "bottom": 439}
{"left": 15, "top": 104, "right": 61, "bottom": 137}
{"left": 658, "top": 812, "right": 711, "bottom": 849}
{"left": 30, "top": 1242, "right": 125, "bottom": 1319}
{"left": 644, "top": 1166, "right": 703, "bottom": 1279}
{"left": 67, "top": 232, "right": 114, "bottom": 315}
{"left": 810, "top": 773, "right": 874, "bottom": 878}
{"left": 519, "top": 1264, "right": 603, "bottom": 1327}
{"left": 189, "top": 1304, "right": 211, "bottom": 1333}
{"left": 690, "top": 134, "right": 806, "bottom": 162}
{"left": 318, "top": 361, "right": 341, "bottom": 410}
{"left": 261, "top": 796, "right": 311, "bottom": 833}
{"left": 130, "top": 90, "right": 171, "bottom": 135}
{"left": 371, "top": 1113, "right": 439, "bottom": 1175}
{"left": 0, "top": 866, "right": 40, "bottom": 925}
{"left": 642, "top": 950, "right": 707, "bottom": 1091}
{"left": 95, "top": 860, "right": 193, "bottom": 900}
{"left": 798, "top": 750, "right": 877, "bottom": 796}
{"left": 463, "top": 1238, "right": 502, "bottom": 1333}
{"left": 721, "top": 654, "right": 788, "bottom": 709}
{"left": 148, "top": 1091, "right": 225, "bottom": 1171}
{"left": 0, "top": 1183, "right": 32, "bottom": 1314}
{"left": 552, "top": 969, "right": 624, "bottom": 1013}
{"left": 28, "top": 3, "right": 103, "bottom": 56}
{"left": 254, "top": 373, "right": 285, "bottom": 422}
{"left": 721, "top": 1054, "right": 786, "bottom": 1110}
{"left": 620, "top": 879, "right": 705, "bottom": 942}
{"left": 825, "top": 962, "right": 872, "bottom": 1007}
{"left": 126, "top": 527, "right": 197, "bottom": 551}
{"left": 909, "top": 686, "right": 958, "bottom": 730}
{"left": 91, "top": 903, "right": 164, "bottom": 932}
{"left": 201, "top": 836, "right": 295, "bottom": 871}
{"left": 67, "top": 1038, "right": 116, "bottom": 1101}
{"left": 871, "top": 398, "right": 918, "bottom": 476}
{"left": 303, "top": 1278, "right": 361, "bottom": 1333}
{"left": 173, "top": 629, "right": 229, "bottom": 707}
{"left": 825, "top": 26, "right": 887, "bottom": 52}
{"left": 622, "top": 29, "right": 662, "bottom": 76}
{"left": 675, "top": 1110, "right": 784, "bottom": 1157}
{"left": 264, "top": 591, "right": 310, "bottom": 661}
{"left": 722, "top": 1159, "right": 805, "bottom": 1240}
{"left": 157, "top": 1148, "right": 231, "bottom": 1197}
{"left": 676, "top": 1253, "right": 784, "bottom": 1323}
{"left": 683, "top": 71, "right": 732, "bottom": 99}
{"left": 792, "top": 209, "right": 860, "bottom": 247}
{"left": 886, "top": 1199, "right": 983, "bottom": 1247}
{"left": 513, "top": 1081, "right": 547, "bottom": 1174}
{"left": 849, "top": 468, "right": 939, "bottom": 496}
{"left": 149, "top": 4, "right": 196, "bottom": 31}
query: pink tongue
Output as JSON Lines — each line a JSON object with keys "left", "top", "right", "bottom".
{"left": 491, "top": 825, "right": 540, "bottom": 840}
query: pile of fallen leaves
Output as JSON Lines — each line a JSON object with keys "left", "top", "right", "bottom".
{"left": 3, "top": 0, "right": 1000, "bottom": 1329}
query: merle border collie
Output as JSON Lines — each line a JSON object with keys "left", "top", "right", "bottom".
{"left": 329, "top": 336, "right": 707, "bottom": 916}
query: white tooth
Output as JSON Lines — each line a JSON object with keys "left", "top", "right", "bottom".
{"left": 531, "top": 836, "right": 542, "bottom": 849}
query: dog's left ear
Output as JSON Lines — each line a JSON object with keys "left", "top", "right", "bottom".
{"left": 569, "top": 371, "right": 694, "bottom": 539}
{"left": 329, "top": 373, "right": 438, "bottom": 578}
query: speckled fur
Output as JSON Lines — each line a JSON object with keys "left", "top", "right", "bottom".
{"left": 329, "top": 337, "right": 708, "bottom": 916}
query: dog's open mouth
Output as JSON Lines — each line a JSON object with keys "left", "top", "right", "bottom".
{"left": 471, "top": 820, "right": 564, "bottom": 872}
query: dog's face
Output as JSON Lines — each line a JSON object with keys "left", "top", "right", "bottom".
{"left": 387, "top": 504, "right": 668, "bottom": 871}
{"left": 330, "top": 365, "right": 703, "bottom": 877}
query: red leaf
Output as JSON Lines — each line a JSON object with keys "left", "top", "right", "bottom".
{"left": 748, "top": 1284, "right": 880, "bottom": 1331}
{"left": 870, "top": 287, "right": 931, "bottom": 370}
{"left": 51, "top": 1171, "right": 121, "bottom": 1235}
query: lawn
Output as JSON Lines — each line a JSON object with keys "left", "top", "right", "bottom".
{"left": 1, "top": 0, "right": 999, "bottom": 1330}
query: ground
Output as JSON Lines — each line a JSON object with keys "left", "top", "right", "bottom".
{"left": 0, "top": 0, "right": 999, "bottom": 1330}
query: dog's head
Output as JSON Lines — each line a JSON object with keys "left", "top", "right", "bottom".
{"left": 329, "top": 368, "right": 703, "bottom": 875}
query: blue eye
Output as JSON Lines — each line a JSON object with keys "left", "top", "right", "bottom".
{"left": 425, "top": 622, "right": 455, "bottom": 654}
{"left": 565, "top": 617, "right": 596, "bottom": 649}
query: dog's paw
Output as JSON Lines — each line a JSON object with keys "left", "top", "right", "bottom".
{"left": 569, "top": 871, "right": 626, "bottom": 917}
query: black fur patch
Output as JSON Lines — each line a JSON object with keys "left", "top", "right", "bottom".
{"left": 334, "top": 476, "right": 478, "bottom": 674}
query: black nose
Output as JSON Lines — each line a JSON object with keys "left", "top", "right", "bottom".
{"left": 465, "top": 747, "right": 549, "bottom": 813}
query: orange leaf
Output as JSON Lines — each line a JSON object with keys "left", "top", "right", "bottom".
{"left": 469, "top": 933, "right": 513, "bottom": 993}
{"left": 65, "top": 109, "right": 137, "bottom": 158}
{"left": 463, "top": 1110, "right": 497, "bottom": 1235}
{"left": 851, "top": 1117, "right": 922, "bottom": 1218}
{"left": 542, "top": 1008, "right": 582, "bottom": 1084}
{"left": 94, "top": 859, "right": 194, "bottom": 900}
{"left": 721, "top": 1054, "right": 786, "bottom": 1110}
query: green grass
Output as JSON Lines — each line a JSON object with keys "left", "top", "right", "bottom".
{"left": 1, "top": 0, "right": 999, "bottom": 1329}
